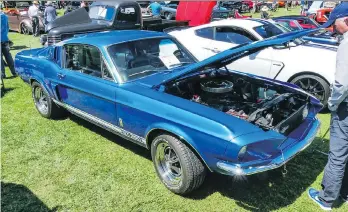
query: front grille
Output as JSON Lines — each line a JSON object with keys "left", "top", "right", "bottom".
{"left": 47, "top": 35, "right": 61, "bottom": 45}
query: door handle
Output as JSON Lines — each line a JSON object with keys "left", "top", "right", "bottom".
{"left": 57, "top": 73, "right": 65, "bottom": 79}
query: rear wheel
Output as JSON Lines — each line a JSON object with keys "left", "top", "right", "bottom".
{"left": 20, "top": 23, "right": 29, "bottom": 35}
{"left": 31, "top": 81, "right": 66, "bottom": 119}
{"left": 290, "top": 74, "right": 330, "bottom": 106}
{"left": 151, "top": 134, "right": 206, "bottom": 195}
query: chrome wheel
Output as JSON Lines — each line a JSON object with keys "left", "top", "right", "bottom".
{"left": 20, "top": 23, "right": 29, "bottom": 35}
{"left": 33, "top": 86, "right": 48, "bottom": 115}
{"left": 294, "top": 78, "right": 325, "bottom": 101}
{"left": 155, "top": 140, "right": 182, "bottom": 187}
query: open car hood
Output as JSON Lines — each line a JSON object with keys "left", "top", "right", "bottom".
{"left": 46, "top": 8, "right": 91, "bottom": 32}
{"left": 156, "top": 29, "right": 320, "bottom": 87}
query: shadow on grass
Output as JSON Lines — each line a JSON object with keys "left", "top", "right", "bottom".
{"left": 69, "top": 115, "right": 152, "bottom": 160}
{"left": 10, "top": 45, "right": 28, "bottom": 51}
{"left": 1, "top": 182, "right": 60, "bottom": 212}
{"left": 68, "top": 114, "right": 329, "bottom": 211}
{"left": 1, "top": 88, "right": 15, "bottom": 98}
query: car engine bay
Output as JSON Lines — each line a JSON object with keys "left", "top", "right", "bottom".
{"left": 165, "top": 71, "right": 310, "bottom": 135}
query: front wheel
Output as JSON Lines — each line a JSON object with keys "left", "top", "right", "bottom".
{"left": 31, "top": 81, "right": 66, "bottom": 119}
{"left": 164, "top": 12, "right": 173, "bottom": 20}
{"left": 290, "top": 75, "right": 330, "bottom": 106}
{"left": 151, "top": 134, "right": 206, "bottom": 195}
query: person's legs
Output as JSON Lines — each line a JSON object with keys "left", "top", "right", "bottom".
{"left": 35, "top": 17, "right": 40, "bottom": 36}
{"left": 31, "top": 18, "right": 36, "bottom": 36}
{"left": 340, "top": 163, "right": 348, "bottom": 201}
{"left": 32, "top": 17, "right": 39, "bottom": 37}
{"left": 1, "top": 43, "right": 16, "bottom": 76}
{"left": 319, "top": 104, "right": 348, "bottom": 206}
{"left": 1, "top": 55, "right": 6, "bottom": 78}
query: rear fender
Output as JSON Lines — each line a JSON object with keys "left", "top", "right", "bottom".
{"left": 20, "top": 19, "right": 33, "bottom": 32}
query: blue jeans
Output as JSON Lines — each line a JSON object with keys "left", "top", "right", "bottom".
{"left": 319, "top": 103, "right": 348, "bottom": 206}
{"left": 1, "top": 42, "right": 16, "bottom": 78}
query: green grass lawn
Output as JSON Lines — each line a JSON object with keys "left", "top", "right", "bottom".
{"left": 1, "top": 7, "right": 347, "bottom": 212}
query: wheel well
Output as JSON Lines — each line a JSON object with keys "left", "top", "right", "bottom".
{"left": 30, "top": 79, "right": 38, "bottom": 85}
{"left": 146, "top": 129, "right": 212, "bottom": 172}
{"left": 287, "top": 72, "right": 329, "bottom": 85}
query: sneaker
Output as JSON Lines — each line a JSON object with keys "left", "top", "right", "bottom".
{"left": 308, "top": 188, "right": 332, "bottom": 211}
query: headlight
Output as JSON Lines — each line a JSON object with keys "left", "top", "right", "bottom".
{"left": 238, "top": 146, "right": 247, "bottom": 161}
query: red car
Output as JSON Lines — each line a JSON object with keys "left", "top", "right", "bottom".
{"left": 308, "top": 8, "right": 334, "bottom": 31}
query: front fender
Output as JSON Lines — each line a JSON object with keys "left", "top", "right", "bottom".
{"left": 145, "top": 122, "right": 231, "bottom": 171}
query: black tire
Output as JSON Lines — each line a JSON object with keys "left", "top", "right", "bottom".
{"left": 290, "top": 74, "right": 330, "bottom": 107}
{"left": 20, "top": 23, "right": 30, "bottom": 35}
{"left": 151, "top": 134, "right": 206, "bottom": 195}
{"left": 31, "top": 81, "right": 66, "bottom": 119}
{"left": 164, "top": 12, "right": 172, "bottom": 20}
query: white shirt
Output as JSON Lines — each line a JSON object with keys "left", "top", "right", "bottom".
{"left": 328, "top": 31, "right": 348, "bottom": 111}
{"left": 28, "top": 5, "right": 39, "bottom": 18}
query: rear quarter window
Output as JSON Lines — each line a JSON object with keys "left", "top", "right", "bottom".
{"left": 195, "top": 27, "right": 214, "bottom": 39}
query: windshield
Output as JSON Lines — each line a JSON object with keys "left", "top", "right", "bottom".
{"left": 254, "top": 23, "right": 306, "bottom": 48}
{"left": 89, "top": 6, "right": 115, "bottom": 21}
{"left": 274, "top": 20, "right": 302, "bottom": 31}
{"left": 108, "top": 38, "right": 196, "bottom": 82}
{"left": 16, "top": 2, "right": 29, "bottom": 8}
{"left": 212, "top": 11, "right": 230, "bottom": 19}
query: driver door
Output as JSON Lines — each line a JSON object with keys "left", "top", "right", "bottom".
{"left": 208, "top": 26, "right": 273, "bottom": 78}
{"left": 54, "top": 44, "right": 118, "bottom": 125}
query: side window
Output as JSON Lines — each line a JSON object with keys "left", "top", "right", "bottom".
{"left": 64, "top": 44, "right": 113, "bottom": 81}
{"left": 117, "top": 6, "right": 137, "bottom": 23}
{"left": 195, "top": 27, "right": 214, "bottom": 39}
{"left": 215, "top": 27, "right": 255, "bottom": 44}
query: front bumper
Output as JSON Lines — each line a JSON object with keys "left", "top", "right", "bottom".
{"left": 216, "top": 119, "right": 320, "bottom": 176}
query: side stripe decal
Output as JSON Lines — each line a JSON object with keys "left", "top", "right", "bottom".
{"left": 52, "top": 99, "right": 147, "bottom": 146}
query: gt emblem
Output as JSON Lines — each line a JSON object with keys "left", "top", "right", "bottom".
{"left": 119, "top": 118, "right": 124, "bottom": 127}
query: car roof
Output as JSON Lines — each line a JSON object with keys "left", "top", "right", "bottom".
{"left": 60, "top": 30, "right": 171, "bottom": 48}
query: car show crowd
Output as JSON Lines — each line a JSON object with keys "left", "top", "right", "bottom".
{"left": 1, "top": 1, "right": 348, "bottom": 211}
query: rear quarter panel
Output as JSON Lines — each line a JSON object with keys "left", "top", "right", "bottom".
{"left": 15, "top": 48, "right": 60, "bottom": 97}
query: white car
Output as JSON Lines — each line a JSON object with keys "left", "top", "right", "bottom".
{"left": 169, "top": 18, "right": 337, "bottom": 105}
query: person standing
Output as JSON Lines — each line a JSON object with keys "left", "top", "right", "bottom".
{"left": 28, "top": 1, "right": 40, "bottom": 37}
{"left": 44, "top": 1, "right": 57, "bottom": 32}
{"left": 0, "top": 11, "right": 16, "bottom": 78}
{"left": 308, "top": 2, "right": 348, "bottom": 211}
{"left": 260, "top": 6, "right": 269, "bottom": 19}
{"left": 148, "top": 1, "right": 162, "bottom": 18}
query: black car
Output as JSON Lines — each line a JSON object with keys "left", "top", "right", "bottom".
{"left": 41, "top": 1, "right": 188, "bottom": 46}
